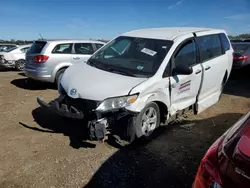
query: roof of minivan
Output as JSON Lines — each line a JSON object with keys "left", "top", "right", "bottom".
{"left": 122, "top": 27, "right": 225, "bottom": 40}
{"left": 35, "top": 39, "right": 106, "bottom": 44}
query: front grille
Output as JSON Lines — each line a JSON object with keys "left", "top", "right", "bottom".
{"left": 65, "top": 96, "right": 100, "bottom": 113}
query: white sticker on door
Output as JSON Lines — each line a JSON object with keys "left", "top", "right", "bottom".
{"left": 141, "top": 48, "right": 157, "bottom": 56}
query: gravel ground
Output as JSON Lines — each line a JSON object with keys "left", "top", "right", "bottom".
{"left": 0, "top": 69, "right": 250, "bottom": 188}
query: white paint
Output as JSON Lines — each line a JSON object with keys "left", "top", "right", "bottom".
{"left": 59, "top": 27, "right": 232, "bottom": 119}
{"left": 0, "top": 44, "right": 31, "bottom": 61}
{"left": 60, "top": 62, "right": 147, "bottom": 101}
{"left": 197, "top": 90, "right": 221, "bottom": 114}
{"left": 122, "top": 27, "right": 224, "bottom": 40}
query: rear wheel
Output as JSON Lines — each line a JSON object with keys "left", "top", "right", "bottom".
{"left": 219, "top": 72, "right": 228, "bottom": 99}
{"left": 55, "top": 68, "right": 66, "bottom": 89}
{"left": 15, "top": 59, "right": 25, "bottom": 71}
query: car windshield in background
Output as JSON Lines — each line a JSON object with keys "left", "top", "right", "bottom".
{"left": 232, "top": 43, "right": 250, "bottom": 53}
{"left": 5, "top": 46, "right": 18, "bottom": 52}
{"left": 28, "top": 41, "right": 47, "bottom": 54}
{"left": 88, "top": 36, "right": 173, "bottom": 78}
{"left": 0, "top": 45, "right": 15, "bottom": 52}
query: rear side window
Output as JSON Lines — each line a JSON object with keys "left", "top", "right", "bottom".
{"left": 52, "top": 43, "right": 73, "bottom": 54}
{"left": 220, "top": 33, "right": 230, "bottom": 51}
{"left": 95, "top": 43, "right": 104, "bottom": 50}
{"left": 198, "top": 34, "right": 223, "bottom": 62}
{"left": 20, "top": 47, "right": 30, "bottom": 53}
{"left": 74, "top": 43, "right": 94, "bottom": 55}
{"left": 28, "top": 41, "right": 47, "bottom": 54}
{"left": 175, "top": 40, "right": 197, "bottom": 67}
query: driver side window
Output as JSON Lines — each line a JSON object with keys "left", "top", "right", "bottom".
{"left": 174, "top": 40, "right": 197, "bottom": 68}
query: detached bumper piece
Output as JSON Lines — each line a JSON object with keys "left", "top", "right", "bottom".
{"left": 37, "top": 97, "right": 84, "bottom": 119}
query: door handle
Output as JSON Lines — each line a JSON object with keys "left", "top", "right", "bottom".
{"left": 205, "top": 66, "right": 211, "bottom": 71}
{"left": 195, "top": 69, "right": 202, "bottom": 74}
{"left": 73, "top": 57, "right": 80, "bottom": 60}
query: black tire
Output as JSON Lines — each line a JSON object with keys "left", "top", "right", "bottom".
{"left": 15, "top": 59, "right": 25, "bottom": 71}
{"left": 134, "top": 102, "right": 161, "bottom": 140}
{"left": 55, "top": 68, "right": 66, "bottom": 89}
{"left": 219, "top": 73, "right": 227, "bottom": 99}
{"left": 112, "top": 102, "right": 161, "bottom": 146}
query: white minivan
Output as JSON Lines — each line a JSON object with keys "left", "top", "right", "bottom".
{"left": 37, "top": 27, "right": 233, "bottom": 145}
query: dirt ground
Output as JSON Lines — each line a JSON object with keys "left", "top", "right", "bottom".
{"left": 0, "top": 69, "right": 250, "bottom": 188}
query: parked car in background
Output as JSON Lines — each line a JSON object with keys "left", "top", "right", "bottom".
{"left": 0, "top": 44, "right": 18, "bottom": 52}
{"left": 0, "top": 44, "right": 31, "bottom": 70}
{"left": 37, "top": 27, "right": 233, "bottom": 145}
{"left": 24, "top": 39, "right": 106, "bottom": 86}
{"left": 193, "top": 110, "right": 250, "bottom": 188}
{"left": 231, "top": 39, "right": 250, "bottom": 69}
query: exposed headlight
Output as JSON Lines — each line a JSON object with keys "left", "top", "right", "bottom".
{"left": 96, "top": 94, "right": 138, "bottom": 111}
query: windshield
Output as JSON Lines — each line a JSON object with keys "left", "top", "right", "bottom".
{"left": 0, "top": 45, "right": 15, "bottom": 52}
{"left": 28, "top": 41, "right": 47, "bottom": 54}
{"left": 5, "top": 46, "right": 18, "bottom": 52}
{"left": 88, "top": 36, "right": 173, "bottom": 78}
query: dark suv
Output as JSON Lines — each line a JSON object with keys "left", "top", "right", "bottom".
{"left": 231, "top": 39, "right": 250, "bottom": 69}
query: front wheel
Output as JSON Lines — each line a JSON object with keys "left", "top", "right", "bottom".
{"left": 135, "top": 102, "right": 161, "bottom": 140}
{"left": 15, "top": 60, "right": 25, "bottom": 71}
{"left": 113, "top": 102, "right": 161, "bottom": 146}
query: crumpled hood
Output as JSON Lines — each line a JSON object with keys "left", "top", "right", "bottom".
{"left": 60, "top": 62, "right": 147, "bottom": 101}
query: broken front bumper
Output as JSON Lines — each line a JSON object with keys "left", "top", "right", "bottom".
{"left": 37, "top": 97, "right": 84, "bottom": 119}
{"left": 37, "top": 96, "right": 138, "bottom": 143}
{"left": 0, "top": 56, "right": 15, "bottom": 68}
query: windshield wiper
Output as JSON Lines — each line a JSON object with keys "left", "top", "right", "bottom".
{"left": 106, "top": 67, "right": 136, "bottom": 77}
{"left": 88, "top": 59, "right": 136, "bottom": 77}
{"left": 87, "top": 59, "right": 99, "bottom": 68}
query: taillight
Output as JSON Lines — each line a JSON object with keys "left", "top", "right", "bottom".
{"left": 193, "top": 139, "right": 223, "bottom": 188}
{"left": 33, "top": 55, "right": 49, "bottom": 63}
{"left": 233, "top": 55, "right": 248, "bottom": 61}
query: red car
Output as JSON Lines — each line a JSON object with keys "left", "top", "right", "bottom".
{"left": 193, "top": 111, "right": 250, "bottom": 188}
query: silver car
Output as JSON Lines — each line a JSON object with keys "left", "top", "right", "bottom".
{"left": 24, "top": 39, "right": 106, "bottom": 86}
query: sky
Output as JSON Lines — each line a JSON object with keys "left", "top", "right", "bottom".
{"left": 0, "top": 0, "right": 249, "bottom": 40}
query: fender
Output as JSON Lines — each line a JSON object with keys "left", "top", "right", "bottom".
{"left": 51, "top": 62, "right": 72, "bottom": 82}
{"left": 126, "top": 88, "right": 170, "bottom": 114}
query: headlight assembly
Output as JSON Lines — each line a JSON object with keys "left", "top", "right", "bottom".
{"left": 96, "top": 94, "right": 138, "bottom": 111}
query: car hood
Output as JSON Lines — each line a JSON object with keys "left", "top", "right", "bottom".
{"left": 60, "top": 62, "right": 147, "bottom": 101}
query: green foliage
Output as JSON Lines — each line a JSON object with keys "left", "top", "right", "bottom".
{"left": 0, "top": 38, "right": 110, "bottom": 45}
{"left": 0, "top": 39, "right": 33, "bottom": 45}
{"left": 228, "top": 33, "right": 250, "bottom": 39}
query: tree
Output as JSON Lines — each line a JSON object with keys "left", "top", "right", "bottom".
{"left": 228, "top": 33, "right": 250, "bottom": 39}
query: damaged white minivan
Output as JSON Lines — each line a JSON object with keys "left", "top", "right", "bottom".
{"left": 37, "top": 27, "right": 233, "bottom": 145}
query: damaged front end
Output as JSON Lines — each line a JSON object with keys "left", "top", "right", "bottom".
{"left": 0, "top": 55, "right": 15, "bottom": 69}
{"left": 37, "top": 95, "right": 138, "bottom": 144}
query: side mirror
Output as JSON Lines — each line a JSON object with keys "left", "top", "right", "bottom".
{"left": 173, "top": 65, "right": 193, "bottom": 75}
